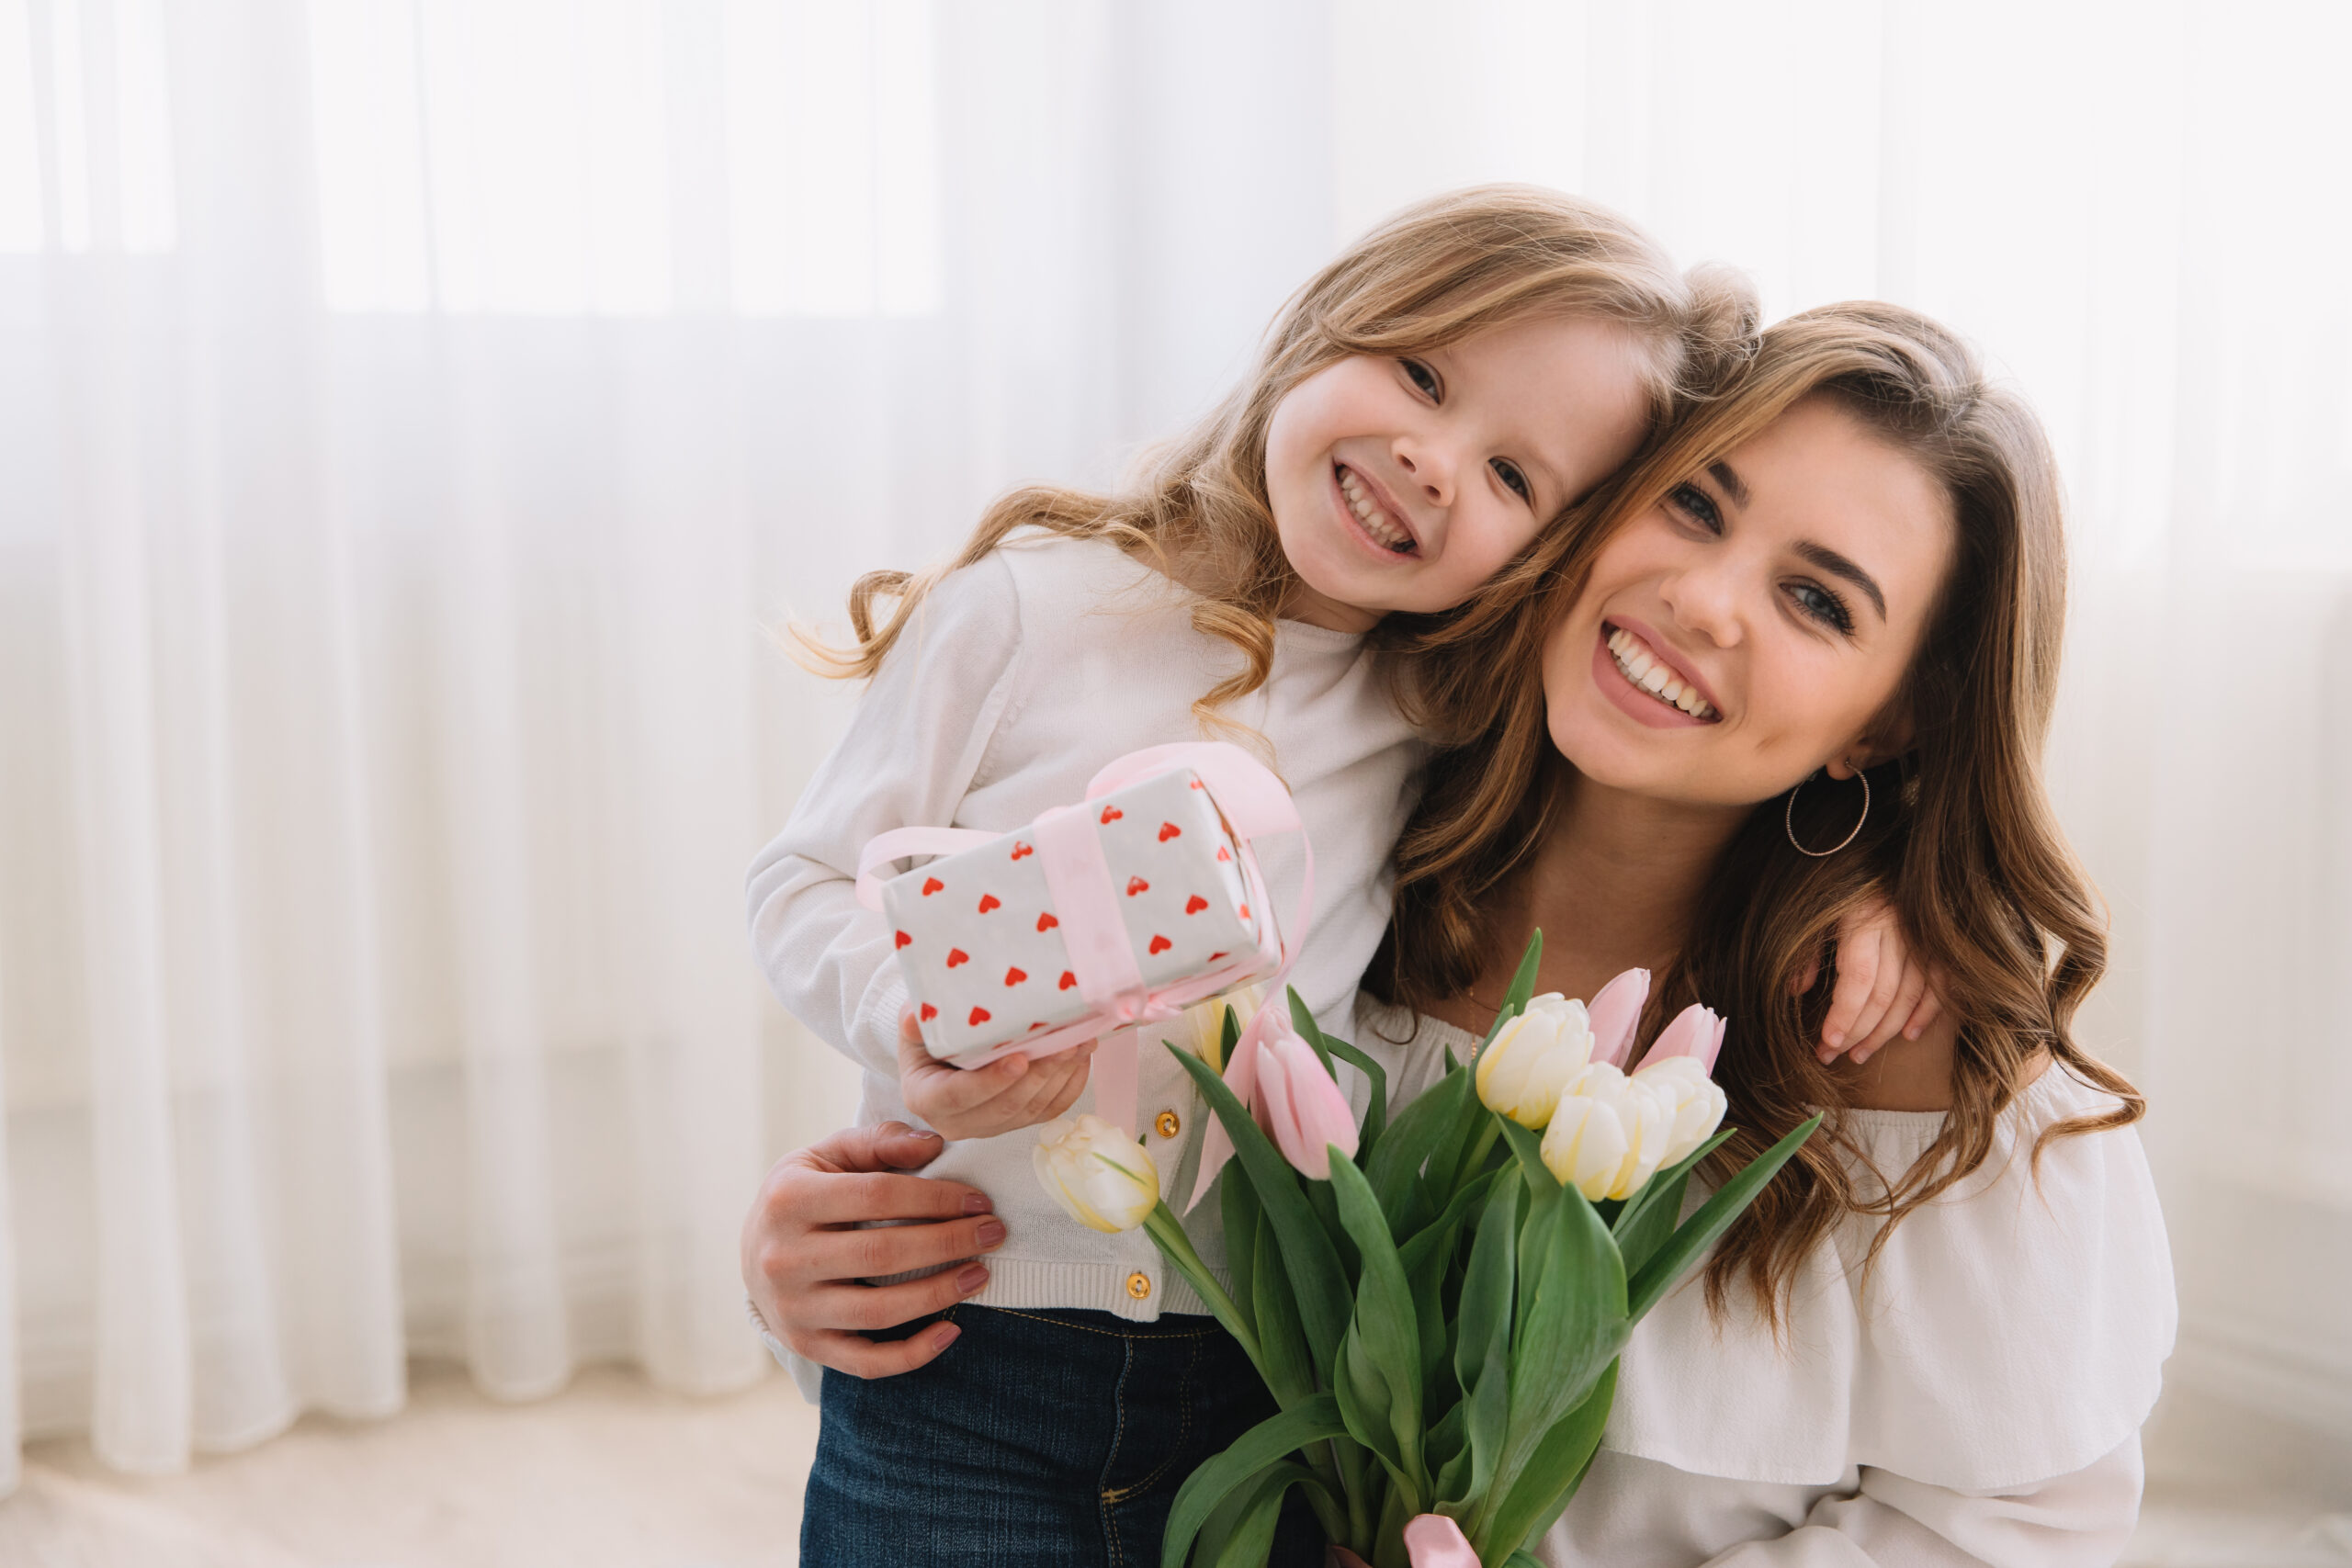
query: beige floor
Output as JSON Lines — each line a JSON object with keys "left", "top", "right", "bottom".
{"left": 2, "top": 1365, "right": 2346, "bottom": 1567}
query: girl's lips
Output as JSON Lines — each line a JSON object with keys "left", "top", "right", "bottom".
{"left": 1591, "top": 624, "right": 1712, "bottom": 728}
{"left": 1329, "top": 462, "right": 1421, "bottom": 563}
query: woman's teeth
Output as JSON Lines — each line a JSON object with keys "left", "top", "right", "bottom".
{"left": 1607, "top": 626, "right": 1719, "bottom": 720}
{"left": 1338, "top": 467, "right": 1414, "bottom": 553}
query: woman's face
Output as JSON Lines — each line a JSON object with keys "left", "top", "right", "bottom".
{"left": 1542, "top": 394, "right": 1958, "bottom": 807}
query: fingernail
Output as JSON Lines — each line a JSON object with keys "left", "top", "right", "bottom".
{"left": 1905, "top": 1024, "right": 1923, "bottom": 1039}
{"left": 956, "top": 1264, "right": 989, "bottom": 1293}
{"left": 1852, "top": 1046, "right": 1874, "bottom": 1064}
{"left": 961, "top": 1191, "right": 993, "bottom": 1215}
{"left": 1825, "top": 1031, "right": 1845, "bottom": 1050}
{"left": 1816, "top": 1047, "right": 1838, "bottom": 1065}
{"left": 932, "top": 1323, "right": 961, "bottom": 1350}
{"left": 976, "top": 1219, "right": 1007, "bottom": 1247}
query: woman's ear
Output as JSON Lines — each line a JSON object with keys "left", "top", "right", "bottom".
{"left": 1827, "top": 702, "right": 1918, "bottom": 779}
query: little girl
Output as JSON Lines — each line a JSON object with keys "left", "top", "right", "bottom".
{"left": 750, "top": 186, "right": 1783, "bottom": 1566}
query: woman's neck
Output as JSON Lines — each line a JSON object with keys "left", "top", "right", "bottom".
{"left": 1447, "top": 763, "right": 1750, "bottom": 1026}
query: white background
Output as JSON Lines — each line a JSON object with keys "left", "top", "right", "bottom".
{"left": 0, "top": 0, "right": 2345, "bottom": 1495}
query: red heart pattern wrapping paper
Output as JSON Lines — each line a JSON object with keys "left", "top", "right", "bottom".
{"left": 879, "top": 768, "right": 1271, "bottom": 1063}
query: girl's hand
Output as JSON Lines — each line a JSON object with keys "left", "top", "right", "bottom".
{"left": 1794, "top": 897, "right": 1945, "bottom": 1065}
{"left": 740, "top": 1122, "right": 1008, "bottom": 1379}
{"left": 897, "top": 1010, "right": 1096, "bottom": 1141}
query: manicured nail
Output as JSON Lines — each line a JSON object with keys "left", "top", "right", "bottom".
{"left": 931, "top": 1323, "right": 961, "bottom": 1350}
{"left": 976, "top": 1220, "right": 1007, "bottom": 1247}
{"left": 956, "top": 1264, "right": 989, "bottom": 1293}
{"left": 961, "top": 1191, "right": 993, "bottom": 1215}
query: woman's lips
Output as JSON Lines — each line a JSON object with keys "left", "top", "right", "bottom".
{"left": 1591, "top": 622, "right": 1718, "bottom": 728}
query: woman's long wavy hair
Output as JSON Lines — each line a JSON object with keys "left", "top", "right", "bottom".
{"left": 1371, "top": 301, "right": 2142, "bottom": 1318}
{"left": 793, "top": 186, "right": 1757, "bottom": 734}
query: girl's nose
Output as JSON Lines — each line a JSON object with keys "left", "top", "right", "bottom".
{"left": 1393, "top": 436, "right": 1453, "bottom": 508}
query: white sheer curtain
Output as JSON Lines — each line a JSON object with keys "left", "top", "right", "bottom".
{"left": 1, "top": 0, "right": 2344, "bottom": 1493}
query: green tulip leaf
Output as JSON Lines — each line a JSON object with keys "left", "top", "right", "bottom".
{"left": 1492, "top": 1111, "right": 1556, "bottom": 1191}
{"left": 1364, "top": 1066, "right": 1474, "bottom": 1230}
{"left": 1495, "top": 1180, "right": 1625, "bottom": 1519}
{"left": 1200, "top": 1461, "right": 1329, "bottom": 1568}
{"left": 1167, "top": 1044, "right": 1353, "bottom": 1382}
{"left": 1610, "top": 1125, "right": 1735, "bottom": 1271}
{"left": 1321, "top": 1033, "right": 1389, "bottom": 1157}
{"left": 1287, "top": 987, "right": 1339, "bottom": 1078}
{"left": 1473, "top": 1362, "right": 1616, "bottom": 1560}
{"left": 1330, "top": 1155, "right": 1426, "bottom": 1496}
{"left": 1220, "top": 1157, "right": 1262, "bottom": 1341}
{"left": 1487, "top": 930, "right": 1545, "bottom": 1045}
{"left": 1625, "top": 1115, "right": 1821, "bottom": 1323}
{"left": 1160, "top": 1394, "right": 1348, "bottom": 1568}
{"left": 1252, "top": 1213, "right": 1316, "bottom": 1407}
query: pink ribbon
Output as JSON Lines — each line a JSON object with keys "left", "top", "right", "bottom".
{"left": 855, "top": 742, "right": 1312, "bottom": 1171}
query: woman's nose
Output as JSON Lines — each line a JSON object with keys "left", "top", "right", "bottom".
{"left": 1659, "top": 562, "right": 1744, "bottom": 647}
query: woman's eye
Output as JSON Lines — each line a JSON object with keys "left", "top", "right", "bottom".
{"left": 1788, "top": 581, "right": 1854, "bottom": 634}
{"left": 1400, "top": 357, "right": 1441, "bottom": 400}
{"left": 1491, "top": 457, "right": 1532, "bottom": 503}
{"left": 1668, "top": 481, "right": 1723, "bottom": 535}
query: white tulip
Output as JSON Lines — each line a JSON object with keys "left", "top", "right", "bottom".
{"left": 1034, "top": 1113, "right": 1161, "bottom": 1234}
{"left": 1538, "top": 1063, "right": 1675, "bottom": 1201}
{"left": 1475, "top": 993, "right": 1595, "bottom": 1129}
{"left": 1630, "top": 1054, "right": 1729, "bottom": 1169}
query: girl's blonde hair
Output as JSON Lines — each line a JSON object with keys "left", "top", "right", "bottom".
{"left": 796, "top": 185, "right": 1758, "bottom": 727}
{"left": 1372, "top": 301, "right": 2140, "bottom": 1319}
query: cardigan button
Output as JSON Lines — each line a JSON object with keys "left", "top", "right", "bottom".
{"left": 1126, "top": 1271, "right": 1152, "bottom": 1300}
{"left": 1155, "top": 1110, "right": 1182, "bottom": 1139}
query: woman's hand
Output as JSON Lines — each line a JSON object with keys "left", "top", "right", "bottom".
{"left": 1797, "top": 897, "right": 1945, "bottom": 1065}
{"left": 741, "top": 1121, "right": 1008, "bottom": 1379}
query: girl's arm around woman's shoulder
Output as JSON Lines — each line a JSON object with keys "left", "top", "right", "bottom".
{"left": 746, "top": 554, "right": 1028, "bottom": 1078}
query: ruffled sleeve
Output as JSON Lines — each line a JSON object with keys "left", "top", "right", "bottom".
{"left": 1603, "top": 1066, "right": 2177, "bottom": 1494}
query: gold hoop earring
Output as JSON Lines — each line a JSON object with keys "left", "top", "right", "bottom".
{"left": 1785, "top": 768, "right": 1870, "bottom": 857}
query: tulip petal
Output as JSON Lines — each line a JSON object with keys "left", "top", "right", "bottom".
{"left": 1587, "top": 967, "right": 1650, "bottom": 1067}
{"left": 1648, "top": 1003, "right": 1722, "bottom": 1070}
{"left": 1401, "top": 1514, "right": 1480, "bottom": 1568}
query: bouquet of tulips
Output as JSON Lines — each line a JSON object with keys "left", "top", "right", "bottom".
{"left": 1032, "top": 934, "right": 1819, "bottom": 1568}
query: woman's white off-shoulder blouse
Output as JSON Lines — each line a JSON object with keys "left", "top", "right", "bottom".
{"left": 1366, "top": 1006, "right": 2177, "bottom": 1567}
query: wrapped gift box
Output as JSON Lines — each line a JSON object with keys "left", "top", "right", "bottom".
{"left": 880, "top": 766, "right": 1275, "bottom": 1064}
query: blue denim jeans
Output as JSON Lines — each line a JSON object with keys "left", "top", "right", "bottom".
{"left": 802, "top": 1304, "right": 1323, "bottom": 1567}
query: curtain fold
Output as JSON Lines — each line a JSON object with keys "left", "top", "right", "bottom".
{"left": 1, "top": 0, "right": 2345, "bottom": 1489}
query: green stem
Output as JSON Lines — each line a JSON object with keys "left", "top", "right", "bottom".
{"left": 1453, "top": 1119, "right": 1502, "bottom": 1202}
{"left": 1142, "top": 1204, "right": 1263, "bottom": 1375}
{"left": 1338, "top": 1435, "right": 1376, "bottom": 1554}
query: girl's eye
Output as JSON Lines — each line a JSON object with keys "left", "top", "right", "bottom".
{"left": 1491, "top": 457, "right": 1532, "bottom": 504}
{"left": 1668, "top": 481, "right": 1723, "bottom": 536}
{"left": 1788, "top": 580, "right": 1855, "bottom": 634}
{"left": 1400, "top": 357, "right": 1441, "bottom": 400}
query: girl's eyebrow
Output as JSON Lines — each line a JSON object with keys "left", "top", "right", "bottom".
{"left": 1792, "top": 540, "right": 1888, "bottom": 620}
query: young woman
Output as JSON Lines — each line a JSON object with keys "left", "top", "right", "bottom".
{"left": 742, "top": 300, "right": 2164, "bottom": 1564}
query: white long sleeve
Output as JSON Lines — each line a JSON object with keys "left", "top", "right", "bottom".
{"left": 748, "top": 535, "right": 1424, "bottom": 1325}
{"left": 747, "top": 549, "right": 1025, "bottom": 1080}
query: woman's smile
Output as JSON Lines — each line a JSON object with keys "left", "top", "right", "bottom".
{"left": 1596, "top": 618, "right": 1720, "bottom": 725}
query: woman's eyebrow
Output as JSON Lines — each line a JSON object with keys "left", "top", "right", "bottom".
{"left": 1793, "top": 540, "right": 1888, "bottom": 620}
{"left": 1706, "top": 460, "right": 1750, "bottom": 507}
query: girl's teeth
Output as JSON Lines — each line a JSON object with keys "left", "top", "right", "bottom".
{"left": 1337, "top": 468, "right": 1413, "bottom": 552}
{"left": 1605, "top": 626, "right": 1718, "bottom": 721}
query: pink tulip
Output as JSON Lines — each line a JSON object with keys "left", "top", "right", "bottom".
{"left": 1401, "top": 1514, "right": 1480, "bottom": 1568}
{"left": 1645, "top": 1001, "right": 1727, "bottom": 1076}
{"left": 1586, "top": 966, "right": 1651, "bottom": 1067}
{"left": 1253, "top": 1024, "right": 1358, "bottom": 1180}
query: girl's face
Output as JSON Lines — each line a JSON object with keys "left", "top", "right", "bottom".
{"left": 1263, "top": 315, "right": 1653, "bottom": 633}
{"left": 1542, "top": 395, "right": 1957, "bottom": 807}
